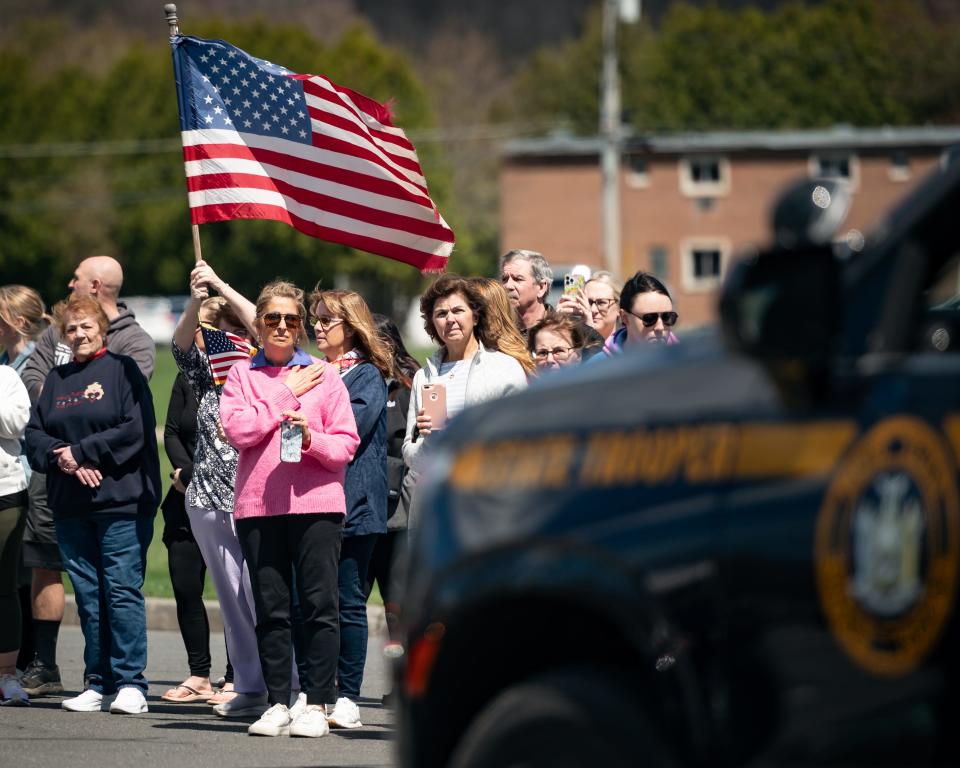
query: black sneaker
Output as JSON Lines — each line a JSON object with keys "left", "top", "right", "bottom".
{"left": 20, "top": 659, "right": 64, "bottom": 697}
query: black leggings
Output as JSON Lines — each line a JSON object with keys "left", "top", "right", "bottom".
{"left": 0, "top": 503, "right": 27, "bottom": 654}
{"left": 365, "top": 529, "right": 405, "bottom": 642}
{"left": 166, "top": 536, "right": 212, "bottom": 678}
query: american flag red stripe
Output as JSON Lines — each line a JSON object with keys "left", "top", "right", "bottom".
{"left": 182, "top": 142, "right": 434, "bottom": 208}
{"left": 171, "top": 36, "right": 453, "bottom": 274}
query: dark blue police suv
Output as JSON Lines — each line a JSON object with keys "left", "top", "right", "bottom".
{"left": 397, "top": 153, "right": 960, "bottom": 768}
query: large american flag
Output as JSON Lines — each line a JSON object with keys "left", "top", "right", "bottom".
{"left": 200, "top": 326, "right": 255, "bottom": 388}
{"left": 170, "top": 35, "right": 454, "bottom": 273}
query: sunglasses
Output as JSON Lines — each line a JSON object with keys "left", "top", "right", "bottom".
{"left": 626, "top": 310, "right": 678, "bottom": 328}
{"left": 261, "top": 312, "right": 303, "bottom": 329}
{"left": 313, "top": 316, "right": 344, "bottom": 331}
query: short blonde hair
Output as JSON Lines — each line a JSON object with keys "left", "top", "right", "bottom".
{"left": 585, "top": 270, "right": 622, "bottom": 302}
{"left": 254, "top": 280, "right": 307, "bottom": 344}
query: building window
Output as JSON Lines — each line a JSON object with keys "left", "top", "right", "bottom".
{"left": 809, "top": 152, "right": 859, "bottom": 190}
{"left": 681, "top": 238, "right": 730, "bottom": 292}
{"left": 889, "top": 151, "right": 911, "bottom": 182}
{"left": 679, "top": 155, "right": 731, "bottom": 197}
{"left": 626, "top": 154, "right": 650, "bottom": 187}
{"left": 650, "top": 246, "right": 668, "bottom": 279}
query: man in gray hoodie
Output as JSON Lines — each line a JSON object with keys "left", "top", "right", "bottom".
{"left": 19, "top": 255, "right": 156, "bottom": 697}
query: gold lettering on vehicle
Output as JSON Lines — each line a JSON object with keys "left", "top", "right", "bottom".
{"left": 449, "top": 436, "right": 576, "bottom": 491}
{"left": 578, "top": 425, "right": 736, "bottom": 488}
{"left": 448, "top": 420, "right": 855, "bottom": 492}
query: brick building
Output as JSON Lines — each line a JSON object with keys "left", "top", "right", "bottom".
{"left": 500, "top": 126, "right": 960, "bottom": 327}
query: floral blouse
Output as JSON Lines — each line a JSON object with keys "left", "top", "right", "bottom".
{"left": 172, "top": 342, "right": 238, "bottom": 513}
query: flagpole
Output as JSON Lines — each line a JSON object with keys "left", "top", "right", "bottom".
{"left": 165, "top": 4, "right": 203, "bottom": 264}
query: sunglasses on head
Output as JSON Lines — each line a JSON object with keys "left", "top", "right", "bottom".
{"left": 261, "top": 312, "right": 302, "bottom": 329}
{"left": 627, "top": 310, "right": 678, "bottom": 328}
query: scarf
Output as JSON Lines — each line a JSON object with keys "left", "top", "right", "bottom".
{"left": 330, "top": 348, "right": 365, "bottom": 377}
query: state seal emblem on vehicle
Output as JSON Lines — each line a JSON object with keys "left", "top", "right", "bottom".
{"left": 815, "top": 416, "right": 960, "bottom": 677}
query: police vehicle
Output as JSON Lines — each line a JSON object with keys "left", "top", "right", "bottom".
{"left": 397, "top": 154, "right": 960, "bottom": 768}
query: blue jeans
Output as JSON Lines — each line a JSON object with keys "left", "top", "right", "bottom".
{"left": 337, "top": 534, "right": 377, "bottom": 699}
{"left": 55, "top": 515, "right": 153, "bottom": 694}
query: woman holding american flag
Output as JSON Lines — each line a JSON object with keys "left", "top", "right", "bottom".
{"left": 168, "top": 261, "right": 281, "bottom": 719}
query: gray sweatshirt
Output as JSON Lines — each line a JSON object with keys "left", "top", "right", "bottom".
{"left": 21, "top": 302, "right": 156, "bottom": 402}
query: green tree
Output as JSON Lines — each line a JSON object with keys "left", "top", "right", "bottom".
{"left": 0, "top": 15, "right": 472, "bottom": 316}
{"left": 506, "top": 0, "right": 959, "bottom": 134}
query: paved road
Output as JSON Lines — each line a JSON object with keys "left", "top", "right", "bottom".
{"left": 4, "top": 625, "right": 397, "bottom": 768}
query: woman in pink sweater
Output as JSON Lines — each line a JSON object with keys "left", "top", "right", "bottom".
{"left": 220, "top": 281, "right": 359, "bottom": 739}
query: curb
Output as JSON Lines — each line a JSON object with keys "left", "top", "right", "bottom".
{"left": 64, "top": 595, "right": 388, "bottom": 635}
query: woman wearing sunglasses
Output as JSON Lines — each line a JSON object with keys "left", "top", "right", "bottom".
{"left": 220, "top": 281, "right": 359, "bottom": 739}
{"left": 308, "top": 288, "right": 392, "bottom": 730}
{"left": 603, "top": 272, "right": 679, "bottom": 356}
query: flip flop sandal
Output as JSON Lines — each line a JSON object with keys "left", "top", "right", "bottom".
{"left": 161, "top": 684, "right": 214, "bottom": 703}
{"left": 207, "top": 687, "right": 237, "bottom": 706}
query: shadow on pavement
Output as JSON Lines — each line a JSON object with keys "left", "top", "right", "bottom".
{"left": 152, "top": 721, "right": 250, "bottom": 734}
{"left": 334, "top": 729, "right": 395, "bottom": 741}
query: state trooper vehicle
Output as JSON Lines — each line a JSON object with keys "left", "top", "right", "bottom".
{"left": 397, "top": 151, "right": 960, "bottom": 767}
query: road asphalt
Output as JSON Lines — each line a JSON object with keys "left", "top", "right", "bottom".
{"left": 4, "top": 624, "right": 397, "bottom": 768}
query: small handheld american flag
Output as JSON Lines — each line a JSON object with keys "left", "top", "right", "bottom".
{"left": 201, "top": 326, "right": 255, "bottom": 388}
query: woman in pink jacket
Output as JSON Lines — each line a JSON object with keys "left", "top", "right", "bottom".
{"left": 220, "top": 281, "right": 359, "bottom": 739}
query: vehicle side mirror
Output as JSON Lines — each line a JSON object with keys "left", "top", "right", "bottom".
{"left": 719, "top": 245, "right": 840, "bottom": 365}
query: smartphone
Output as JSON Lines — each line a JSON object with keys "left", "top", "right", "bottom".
{"left": 421, "top": 383, "right": 447, "bottom": 430}
{"left": 563, "top": 272, "right": 586, "bottom": 297}
{"left": 280, "top": 419, "right": 303, "bottom": 463}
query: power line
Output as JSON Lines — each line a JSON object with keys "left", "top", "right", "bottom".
{"left": 0, "top": 121, "right": 565, "bottom": 159}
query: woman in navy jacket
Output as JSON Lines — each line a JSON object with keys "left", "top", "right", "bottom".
{"left": 308, "top": 288, "right": 391, "bottom": 729}
{"left": 24, "top": 295, "right": 159, "bottom": 715}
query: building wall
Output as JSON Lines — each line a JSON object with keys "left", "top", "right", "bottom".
{"left": 500, "top": 149, "right": 944, "bottom": 329}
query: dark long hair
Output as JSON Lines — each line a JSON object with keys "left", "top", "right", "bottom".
{"left": 619, "top": 271, "right": 672, "bottom": 312}
{"left": 374, "top": 313, "right": 420, "bottom": 388}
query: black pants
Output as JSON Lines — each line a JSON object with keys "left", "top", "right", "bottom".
{"left": 166, "top": 537, "right": 212, "bottom": 678}
{"left": 237, "top": 513, "right": 342, "bottom": 706}
{"left": 0, "top": 501, "right": 27, "bottom": 654}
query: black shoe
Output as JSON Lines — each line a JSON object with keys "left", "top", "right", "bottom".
{"left": 382, "top": 689, "right": 396, "bottom": 708}
{"left": 20, "top": 658, "right": 64, "bottom": 697}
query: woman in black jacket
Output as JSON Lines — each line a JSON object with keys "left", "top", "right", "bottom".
{"left": 367, "top": 315, "right": 419, "bottom": 704}
{"left": 24, "top": 295, "right": 159, "bottom": 715}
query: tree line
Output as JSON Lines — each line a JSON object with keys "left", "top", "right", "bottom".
{"left": 1, "top": 1, "right": 957, "bottom": 312}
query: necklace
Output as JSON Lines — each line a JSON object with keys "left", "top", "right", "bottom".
{"left": 441, "top": 358, "right": 467, "bottom": 379}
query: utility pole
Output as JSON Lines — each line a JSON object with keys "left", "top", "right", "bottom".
{"left": 600, "top": 0, "right": 621, "bottom": 277}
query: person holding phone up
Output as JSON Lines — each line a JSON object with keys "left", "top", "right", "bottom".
{"left": 403, "top": 275, "right": 528, "bottom": 481}
{"left": 219, "top": 281, "right": 359, "bottom": 739}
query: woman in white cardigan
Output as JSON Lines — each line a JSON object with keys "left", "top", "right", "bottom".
{"left": 403, "top": 275, "right": 528, "bottom": 476}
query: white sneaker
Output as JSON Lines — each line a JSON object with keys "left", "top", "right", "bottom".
{"left": 290, "top": 704, "right": 329, "bottom": 738}
{"left": 326, "top": 696, "right": 363, "bottom": 729}
{"left": 248, "top": 702, "right": 291, "bottom": 736}
{"left": 0, "top": 674, "right": 29, "bottom": 706}
{"left": 110, "top": 686, "right": 148, "bottom": 714}
{"left": 62, "top": 689, "right": 103, "bottom": 712}
{"left": 288, "top": 691, "right": 307, "bottom": 720}
{"left": 213, "top": 691, "right": 268, "bottom": 718}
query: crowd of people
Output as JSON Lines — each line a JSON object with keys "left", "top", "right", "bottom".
{"left": 0, "top": 249, "right": 679, "bottom": 736}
